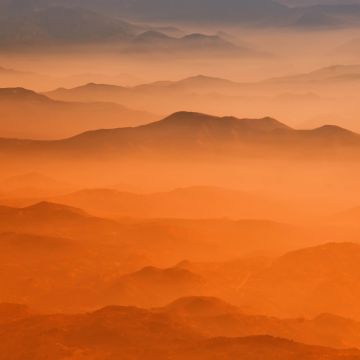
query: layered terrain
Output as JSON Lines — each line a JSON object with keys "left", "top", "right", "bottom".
{"left": 1, "top": 1, "right": 360, "bottom": 358}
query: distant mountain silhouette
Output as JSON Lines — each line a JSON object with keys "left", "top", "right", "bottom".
{"left": 47, "top": 82, "right": 131, "bottom": 103}
{"left": 0, "top": 2, "right": 257, "bottom": 56}
{"left": 46, "top": 76, "right": 246, "bottom": 103}
{"left": 44, "top": 68, "right": 360, "bottom": 135}
{"left": 0, "top": 87, "right": 157, "bottom": 139}
{"left": 128, "top": 31, "right": 255, "bottom": 56}
{"left": 0, "top": 4, "right": 140, "bottom": 46}
{"left": 45, "top": 75, "right": 250, "bottom": 113}
{"left": 0, "top": 111, "right": 357, "bottom": 160}
{"left": 0, "top": 0, "right": 360, "bottom": 53}
{"left": 0, "top": 87, "right": 50, "bottom": 101}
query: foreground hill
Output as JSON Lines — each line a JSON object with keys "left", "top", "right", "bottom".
{"left": 1, "top": 302, "right": 360, "bottom": 360}
{"left": 0, "top": 87, "right": 157, "bottom": 139}
{"left": 0, "top": 111, "right": 359, "bottom": 160}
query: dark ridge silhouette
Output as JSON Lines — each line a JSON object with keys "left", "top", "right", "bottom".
{"left": 0, "top": 111, "right": 357, "bottom": 160}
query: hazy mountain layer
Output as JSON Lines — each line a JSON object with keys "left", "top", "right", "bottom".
{"left": 0, "top": 87, "right": 157, "bottom": 139}
{"left": 0, "top": 111, "right": 359, "bottom": 161}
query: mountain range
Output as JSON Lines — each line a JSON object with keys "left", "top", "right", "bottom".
{"left": 0, "top": 2, "right": 259, "bottom": 57}
{"left": 3, "top": 194, "right": 360, "bottom": 317}
{"left": 0, "top": 111, "right": 358, "bottom": 160}
{"left": 1, "top": 298, "right": 360, "bottom": 359}
{"left": 43, "top": 66, "right": 360, "bottom": 132}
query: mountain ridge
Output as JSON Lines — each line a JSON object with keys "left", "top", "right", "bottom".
{"left": 0, "top": 111, "right": 358, "bottom": 159}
